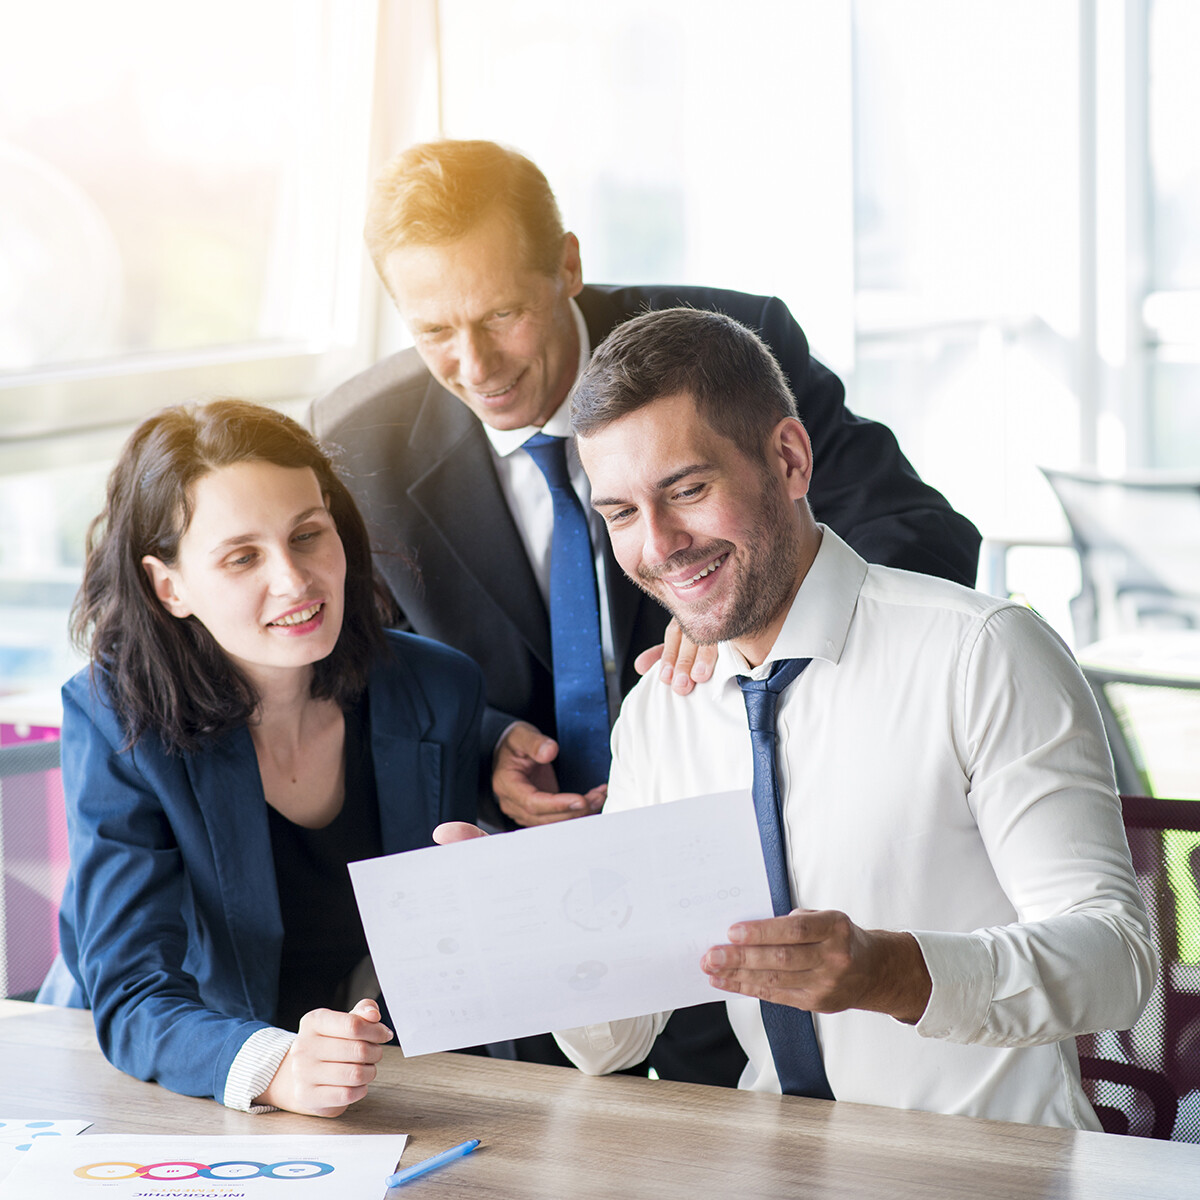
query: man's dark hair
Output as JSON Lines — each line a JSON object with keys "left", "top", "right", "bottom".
{"left": 73, "top": 398, "right": 392, "bottom": 754}
{"left": 570, "top": 307, "right": 799, "bottom": 453}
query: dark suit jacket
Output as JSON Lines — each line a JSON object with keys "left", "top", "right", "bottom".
{"left": 39, "top": 631, "right": 484, "bottom": 1103}
{"left": 312, "top": 283, "right": 981, "bottom": 783}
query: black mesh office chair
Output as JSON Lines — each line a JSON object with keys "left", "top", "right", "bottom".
{"left": 1078, "top": 795, "right": 1200, "bottom": 1141}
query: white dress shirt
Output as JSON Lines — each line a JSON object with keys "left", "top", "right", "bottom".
{"left": 554, "top": 528, "right": 1156, "bottom": 1129}
{"left": 481, "top": 299, "right": 620, "bottom": 720}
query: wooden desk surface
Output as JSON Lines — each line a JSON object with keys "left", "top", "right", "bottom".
{"left": 2, "top": 1000, "right": 1197, "bottom": 1199}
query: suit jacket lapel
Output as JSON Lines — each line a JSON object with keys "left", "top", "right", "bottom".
{"left": 603, "top": 534, "right": 643, "bottom": 675}
{"left": 406, "top": 377, "right": 552, "bottom": 669}
{"left": 578, "top": 285, "right": 646, "bottom": 670}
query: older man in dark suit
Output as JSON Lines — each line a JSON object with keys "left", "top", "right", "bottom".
{"left": 311, "top": 139, "right": 980, "bottom": 1085}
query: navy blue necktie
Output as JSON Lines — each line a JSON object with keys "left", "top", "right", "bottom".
{"left": 736, "top": 658, "right": 834, "bottom": 1100}
{"left": 523, "top": 432, "right": 611, "bottom": 795}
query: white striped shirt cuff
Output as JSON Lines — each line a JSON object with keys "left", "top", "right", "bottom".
{"left": 222, "top": 1026, "right": 297, "bottom": 1112}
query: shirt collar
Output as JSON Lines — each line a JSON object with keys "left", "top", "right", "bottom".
{"left": 714, "top": 526, "right": 868, "bottom": 683}
{"left": 483, "top": 297, "right": 591, "bottom": 457}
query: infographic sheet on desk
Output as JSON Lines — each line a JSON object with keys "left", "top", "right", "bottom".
{"left": 0, "top": 1134, "right": 407, "bottom": 1197}
{"left": 350, "top": 789, "right": 773, "bottom": 1055}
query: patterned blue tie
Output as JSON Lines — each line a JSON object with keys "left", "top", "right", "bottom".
{"left": 523, "top": 432, "right": 611, "bottom": 795}
{"left": 736, "top": 657, "right": 835, "bottom": 1100}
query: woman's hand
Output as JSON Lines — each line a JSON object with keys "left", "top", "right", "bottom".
{"left": 433, "top": 821, "right": 491, "bottom": 843}
{"left": 254, "top": 998, "right": 394, "bottom": 1117}
{"left": 633, "top": 617, "right": 718, "bottom": 695}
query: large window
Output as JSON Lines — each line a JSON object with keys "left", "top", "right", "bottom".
{"left": 849, "top": 0, "right": 1085, "bottom": 633}
{"left": 1146, "top": 0, "right": 1200, "bottom": 466}
{"left": 2, "top": 0, "right": 1195, "bottom": 702}
{"left": 0, "top": 0, "right": 380, "bottom": 441}
{"left": 435, "top": 0, "right": 854, "bottom": 374}
{"left": 427, "top": 0, "right": 1197, "bottom": 644}
{"left": 0, "top": 0, "right": 384, "bottom": 699}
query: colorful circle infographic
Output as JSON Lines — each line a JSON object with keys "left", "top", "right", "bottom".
{"left": 73, "top": 1159, "right": 335, "bottom": 1180}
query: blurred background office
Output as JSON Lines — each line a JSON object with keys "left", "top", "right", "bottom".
{"left": 2, "top": 0, "right": 1199, "bottom": 985}
{"left": 3, "top": 0, "right": 1199, "bottom": 694}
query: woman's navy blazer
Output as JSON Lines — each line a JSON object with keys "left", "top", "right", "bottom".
{"left": 39, "top": 629, "right": 483, "bottom": 1102}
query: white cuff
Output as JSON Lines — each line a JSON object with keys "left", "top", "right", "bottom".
{"left": 222, "top": 1026, "right": 297, "bottom": 1112}
{"left": 553, "top": 1012, "right": 670, "bottom": 1075}
{"left": 910, "top": 929, "right": 994, "bottom": 1043}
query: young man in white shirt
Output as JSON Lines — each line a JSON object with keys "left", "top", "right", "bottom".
{"left": 440, "top": 306, "right": 1156, "bottom": 1127}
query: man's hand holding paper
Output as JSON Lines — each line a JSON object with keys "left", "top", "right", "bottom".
{"left": 701, "top": 911, "right": 933, "bottom": 1024}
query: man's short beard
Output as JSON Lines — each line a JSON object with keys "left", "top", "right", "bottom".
{"left": 635, "top": 471, "right": 804, "bottom": 647}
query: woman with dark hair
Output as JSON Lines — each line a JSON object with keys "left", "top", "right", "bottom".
{"left": 38, "top": 398, "right": 484, "bottom": 1117}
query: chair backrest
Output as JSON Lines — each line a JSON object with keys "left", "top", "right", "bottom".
{"left": 1039, "top": 467, "right": 1200, "bottom": 647}
{"left": 0, "top": 736, "right": 65, "bottom": 1000}
{"left": 1078, "top": 794, "right": 1200, "bottom": 1140}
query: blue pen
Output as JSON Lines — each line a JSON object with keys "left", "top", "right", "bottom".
{"left": 385, "top": 1139, "right": 481, "bottom": 1188}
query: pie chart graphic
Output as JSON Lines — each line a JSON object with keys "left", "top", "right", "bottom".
{"left": 562, "top": 868, "right": 632, "bottom": 931}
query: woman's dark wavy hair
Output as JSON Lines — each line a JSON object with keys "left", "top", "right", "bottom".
{"left": 74, "top": 398, "right": 393, "bottom": 754}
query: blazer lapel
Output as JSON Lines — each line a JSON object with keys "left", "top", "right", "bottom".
{"left": 367, "top": 649, "right": 445, "bottom": 850}
{"left": 406, "top": 379, "right": 551, "bottom": 669}
{"left": 186, "top": 729, "right": 282, "bottom": 1020}
{"left": 371, "top": 730, "right": 442, "bottom": 854}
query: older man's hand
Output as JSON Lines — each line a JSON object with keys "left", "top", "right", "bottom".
{"left": 491, "top": 721, "right": 606, "bottom": 826}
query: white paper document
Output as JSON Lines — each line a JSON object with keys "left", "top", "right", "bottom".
{"left": 0, "top": 1134, "right": 407, "bottom": 1197}
{"left": 0, "top": 1120, "right": 92, "bottom": 1185}
{"left": 350, "top": 789, "right": 772, "bottom": 1056}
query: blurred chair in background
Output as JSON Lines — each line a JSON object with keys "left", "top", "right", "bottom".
{"left": 1039, "top": 466, "right": 1200, "bottom": 649}
{"left": 0, "top": 734, "right": 64, "bottom": 1001}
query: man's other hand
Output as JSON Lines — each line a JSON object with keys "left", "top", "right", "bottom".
{"left": 633, "top": 617, "right": 717, "bottom": 696}
{"left": 701, "top": 909, "right": 932, "bottom": 1025}
{"left": 492, "top": 721, "right": 606, "bottom": 826}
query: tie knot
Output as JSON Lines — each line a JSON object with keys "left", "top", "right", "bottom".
{"left": 736, "top": 657, "right": 811, "bottom": 732}
{"left": 523, "top": 432, "right": 572, "bottom": 490}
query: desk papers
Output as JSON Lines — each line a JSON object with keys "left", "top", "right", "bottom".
{"left": 350, "top": 790, "right": 772, "bottom": 1055}
{"left": 0, "top": 1120, "right": 91, "bottom": 1185}
{"left": 0, "top": 1134, "right": 406, "bottom": 1197}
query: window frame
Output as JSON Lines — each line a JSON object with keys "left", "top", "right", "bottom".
{"left": 0, "top": 0, "right": 441, "bottom": 464}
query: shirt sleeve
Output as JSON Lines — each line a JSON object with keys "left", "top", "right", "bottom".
{"left": 222, "top": 1026, "right": 297, "bottom": 1112}
{"left": 911, "top": 605, "right": 1157, "bottom": 1046}
{"left": 554, "top": 1013, "right": 673, "bottom": 1076}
